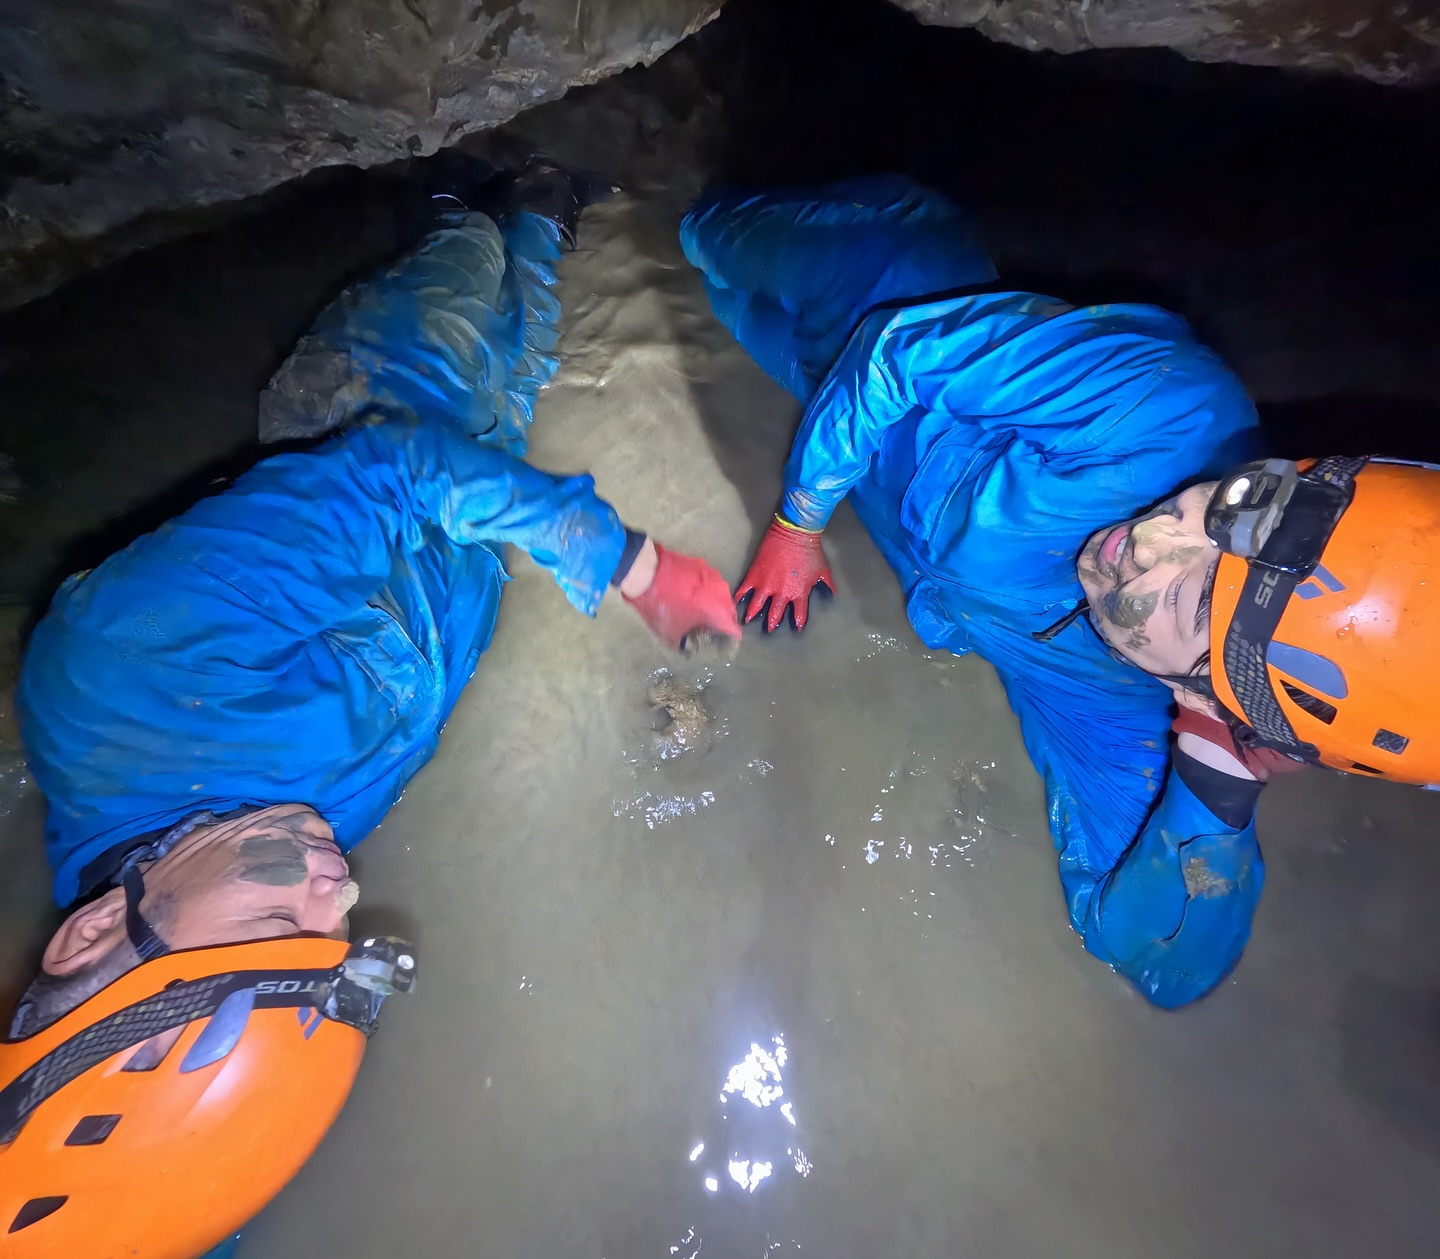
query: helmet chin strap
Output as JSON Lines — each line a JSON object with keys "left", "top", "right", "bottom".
{"left": 1034, "top": 597, "right": 1223, "bottom": 709}
{"left": 1151, "top": 670, "right": 1217, "bottom": 700}
{"left": 1031, "top": 599, "right": 1091, "bottom": 642}
{"left": 122, "top": 865, "right": 171, "bottom": 961}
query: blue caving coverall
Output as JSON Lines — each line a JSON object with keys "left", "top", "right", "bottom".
{"left": 18, "top": 208, "right": 627, "bottom": 913}
{"left": 682, "top": 177, "right": 1265, "bottom": 1008}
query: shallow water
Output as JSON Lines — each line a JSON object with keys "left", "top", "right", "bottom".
{"left": 205, "top": 195, "right": 1440, "bottom": 1257}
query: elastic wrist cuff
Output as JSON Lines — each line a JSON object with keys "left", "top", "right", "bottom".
{"left": 773, "top": 513, "right": 822, "bottom": 535}
{"left": 610, "top": 529, "right": 648, "bottom": 588}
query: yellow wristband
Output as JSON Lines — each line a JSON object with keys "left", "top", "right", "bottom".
{"left": 772, "top": 513, "right": 822, "bottom": 536}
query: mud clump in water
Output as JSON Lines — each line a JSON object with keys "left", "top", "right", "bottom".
{"left": 647, "top": 670, "right": 713, "bottom": 761}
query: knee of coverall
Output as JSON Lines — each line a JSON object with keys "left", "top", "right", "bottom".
{"left": 259, "top": 210, "right": 563, "bottom": 450}
{"left": 683, "top": 177, "right": 996, "bottom": 399}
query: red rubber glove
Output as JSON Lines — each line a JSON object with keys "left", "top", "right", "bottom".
{"left": 1172, "top": 708, "right": 1307, "bottom": 782}
{"left": 735, "top": 515, "right": 836, "bottom": 632}
{"left": 624, "top": 542, "right": 742, "bottom": 651}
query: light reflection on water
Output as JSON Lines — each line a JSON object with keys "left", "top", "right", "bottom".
{"left": 612, "top": 788, "right": 717, "bottom": 828}
{"left": 693, "top": 1033, "right": 812, "bottom": 1198}
{"left": 0, "top": 759, "right": 30, "bottom": 819}
{"left": 668, "top": 1224, "right": 701, "bottom": 1258}
{"left": 721, "top": 1035, "right": 786, "bottom": 1106}
{"left": 857, "top": 631, "right": 906, "bottom": 660}
{"left": 670, "top": 1031, "right": 813, "bottom": 1256}
{"left": 822, "top": 750, "right": 1006, "bottom": 930}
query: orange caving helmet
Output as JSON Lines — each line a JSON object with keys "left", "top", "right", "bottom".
{"left": 0, "top": 934, "right": 415, "bottom": 1258}
{"left": 1206, "top": 455, "right": 1440, "bottom": 784}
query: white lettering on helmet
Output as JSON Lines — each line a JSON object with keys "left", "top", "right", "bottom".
{"left": 1253, "top": 569, "right": 1282, "bottom": 608}
{"left": 254, "top": 979, "right": 319, "bottom": 994}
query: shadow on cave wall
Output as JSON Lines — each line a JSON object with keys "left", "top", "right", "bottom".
{"left": 706, "top": 0, "right": 1440, "bottom": 388}
{"left": 667, "top": 0, "right": 1440, "bottom": 494}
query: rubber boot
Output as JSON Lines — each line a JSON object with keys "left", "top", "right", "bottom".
{"left": 414, "top": 151, "right": 619, "bottom": 247}
{"left": 505, "top": 159, "right": 623, "bottom": 247}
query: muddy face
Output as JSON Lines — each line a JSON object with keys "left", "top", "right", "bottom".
{"left": 234, "top": 834, "right": 312, "bottom": 886}
{"left": 1075, "top": 482, "right": 1221, "bottom": 678}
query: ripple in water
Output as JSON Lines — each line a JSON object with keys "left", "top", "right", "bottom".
{"left": 613, "top": 788, "right": 717, "bottom": 828}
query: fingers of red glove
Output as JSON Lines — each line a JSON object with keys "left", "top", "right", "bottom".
{"left": 734, "top": 564, "right": 781, "bottom": 629}
{"left": 626, "top": 543, "right": 740, "bottom": 649}
{"left": 736, "top": 586, "right": 782, "bottom": 629}
{"left": 766, "top": 593, "right": 792, "bottom": 634}
{"left": 737, "top": 519, "right": 834, "bottom": 634}
{"left": 734, "top": 570, "right": 764, "bottom": 624}
{"left": 735, "top": 580, "right": 801, "bottom": 632}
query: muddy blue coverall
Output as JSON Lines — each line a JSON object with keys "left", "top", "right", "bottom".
{"left": 18, "top": 209, "right": 626, "bottom": 912}
{"left": 682, "top": 177, "right": 1265, "bottom": 1008}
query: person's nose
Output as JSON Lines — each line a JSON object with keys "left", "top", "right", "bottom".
{"left": 1130, "top": 533, "right": 1158, "bottom": 571}
{"left": 304, "top": 873, "right": 355, "bottom": 934}
{"left": 305, "top": 845, "right": 350, "bottom": 893}
{"left": 1130, "top": 516, "right": 1178, "bottom": 571}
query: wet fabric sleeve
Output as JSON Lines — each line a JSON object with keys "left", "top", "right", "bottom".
{"left": 989, "top": 638, "right": 1265, "bottom": 1010}
{"left": 781, "top": 292, "right": 1170, "bottom": 531}
{"left": 1078, "top": 765, "right": 1265, "bottom": 1009}
{"left": 66, "top": 417, "right": 626, "bottom": 668}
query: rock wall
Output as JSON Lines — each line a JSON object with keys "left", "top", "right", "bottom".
{"left": 0, "top": 0, "right": 721, "bottom": 309}
{"left": 891, "top": 0, "right": 1440, "bottom": 84}
{"left": 2, "top": 0, "right": 1434, "bottom": 310}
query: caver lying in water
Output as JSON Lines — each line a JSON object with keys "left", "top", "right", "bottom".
{"left": 0, "top": 162, "right": 739, "bottom": 1259}
{"left": 683, "top": 175, "right": 1440, "bottom": 1009}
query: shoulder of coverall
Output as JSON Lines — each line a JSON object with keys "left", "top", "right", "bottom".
{"left": 860, "top": 292, "right": 1203, "bottom": 384}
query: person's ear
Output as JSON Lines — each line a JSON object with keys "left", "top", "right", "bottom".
{"left": 41, "top": 887, "right": 127, "bottom": 976}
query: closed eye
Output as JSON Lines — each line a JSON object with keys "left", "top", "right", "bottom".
{"left": 1166, "top": 574, "right": 1187, "bottom": 637}
{"left": 1194, "top": 561, "right": 1218, "bottom": 636}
